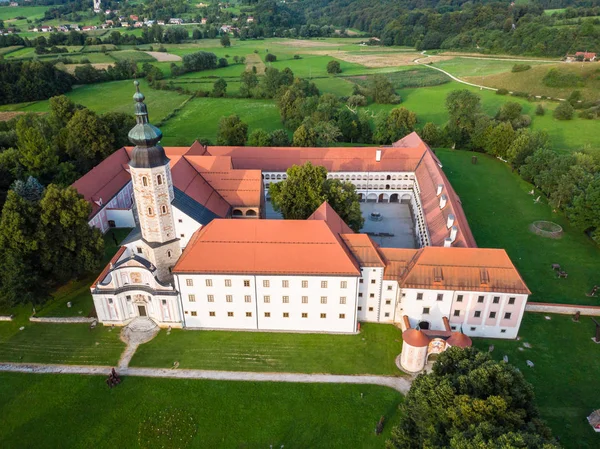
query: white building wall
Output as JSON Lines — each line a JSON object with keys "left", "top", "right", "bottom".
{"left": 380, "top": 280, "right": 400, "bottom": 323}
{"left": 106, "top": 209, "right": 136, "bottom": 228}
{"left": 172, "top": 206, "right": 203, "bottom": 249}
{"left": 401, "top": 288, "right": 454, "bottom": 331}
{"left": 357, "top": 267, "right": 384, "bottom": 322}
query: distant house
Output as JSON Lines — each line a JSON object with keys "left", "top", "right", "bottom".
{"left": 246, "top": 16, "right": 254, "bottom": 23}
{"left": 105, "top": 20, "right": 114, "bottom": 26}
{"left": 201, "top": 18, "right": 207, "bottom": 25}
{"left": 120, "top": 22, "right": 129, "bottom": 28}
{"left": 169, "top": 18, "right": 183, "bottom": 25}
{"left": 40, "top": 25, "right": 53, "bottom": 32}
{"left": 130, "top": 15, "right": 138, "bottom": 21}
{"left": 220, "top": 25, "right": 232, "bottom": 33}
{"left": 575, "top": 51, "right": 597, "bottom": 61}
{"left": 157, "top": 20, "right": 165, "bottom": 25}
{"left": 134, "top": 21, "right": 144, "bottom": 28}
{"left": 9, "top": 2, "right": 19, "bottom": 6}
{"left": 82, "top": 25, "right": 97, "bottom": 31}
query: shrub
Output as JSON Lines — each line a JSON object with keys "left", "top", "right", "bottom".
{"left": 511, "top": 91, "right": 529, "bottom": 98}
{"left": 512, "top": 64, "right": 531, "bottom": 72}
{"left": 347, "top": 94, "right": 367, "bottom": 108}
{"left": 543, "top": 68, "right": 583, "bottom": 88}
{"left": 535, "top": 104, "right": 545, "bottom": 116}
{"left": 80, "top": 57, "right": 90, "bottom": 64}
{"left": 496, "top": 88, "right": 509, "bottom": 95}
{"left": 327, "top": 60, "right": 342, "bottom": 74}
{"left": 293, "top": 54, "right": 301, "bottom": 59}
{"left": 265, "top": 53, "right": 277, "bottom": 63}
{"left": 553, "top": 101, "right": 574, "bottom": 120}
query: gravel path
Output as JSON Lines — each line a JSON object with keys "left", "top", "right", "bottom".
{"left": 145, "top": 51, "right": 182, "bottom": 62}
{"left": 0, "top": 362, "right": 412, "bottom": 393}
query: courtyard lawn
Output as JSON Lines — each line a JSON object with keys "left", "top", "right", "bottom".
{"left": 473, "top": 312, "right": 600, "bottom": 449}
{"left": 160, "top": 96, "right": 283, "bottom": 145}
{"left": 131, "top": 323, "right": 404, "bottom": 375}
{"left": 436, "top": 149, "right": 600, "bottom": 304}
{"left": 0, "top": 321, "right": 124, "bottom": 365}
{"left": 0, "top": 373, "right": 402, "bottom": 449}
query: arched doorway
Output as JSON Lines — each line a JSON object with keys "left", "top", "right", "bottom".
{"left": 378, "top": 193, "right": 389, "bottom": 203}
{"left": 366, "top": 193, "right": 377, "bottom": 203}
{"left": 232, "top": 209, "right": 243, "bottom": 217}
{"left": 358, "top": 193, "right": 365, "bottom": 202}
{"left": 418, "top": 321, "right": 430, "bottom": 330}
{"left": 245, "top": 209, "right": 257, "bottom": 217}
{"left": 401, "top": 194, "right": 411, "bottom": 204}
{"left": 390, "top": 194, "right": 399, "bottom": 203}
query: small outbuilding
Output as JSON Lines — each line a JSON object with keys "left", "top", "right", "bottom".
{"left": 588, "top": 410, "right": 600, "bottom": 432}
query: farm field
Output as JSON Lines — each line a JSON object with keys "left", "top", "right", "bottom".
{"left": 433, "top": 56, "right": 553, "bottom": 77}
{"left": 474, "top": 312, "right": 600, "bottom": 449}
{"left": 0, "top": 373, "right": 402, "bottom": 448}
{"left": 437, "top": 148, "right": 600, "bottom": 305}
{"left": 131, "top": 323, "right": 404, "bottom": 375}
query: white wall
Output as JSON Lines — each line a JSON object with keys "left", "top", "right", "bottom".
{"left": 106, "top": 209, "right": 136, "bottom": 228}
{"left": 400, "top": 288, "right": 453, "bottom": 331}
{"left": 172, "top": 206, "right": 203, "bottom": 249}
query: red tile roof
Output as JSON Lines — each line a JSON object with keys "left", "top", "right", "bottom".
{"left": 91, "top": 246, "right": 126, "bottom": 288}
{"left": 308, "top": 202, "right": 354, "bottom": 235}
{"left": 340, "top": 234, "right": 386, "bottom": 267}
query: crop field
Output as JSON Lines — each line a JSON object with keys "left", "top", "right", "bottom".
{"left": 108, "top": 50, "right": 157, "bottom": 62}
{"left": 0, "top": 5, "right": 49, "bottom": 21}
{"left": 433, "top": 56, "right": 553, "bottom": 77}
{"left": 350, "top": 66, "right": 449, "bottom": 90}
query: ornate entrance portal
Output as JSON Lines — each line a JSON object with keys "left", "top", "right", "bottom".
{"left": 137, "top": 305, "right": 147, "bottom": 317}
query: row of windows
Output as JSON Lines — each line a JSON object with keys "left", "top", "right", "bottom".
{"left": 190, "top": 294, "right": 348, "bottom": 304}
{"left": 451, "top": 325, "right": 508, "bottom": 334}
{"left": 146, "top": 205, "right": 169, "bottom": 216}
{"left": 188, "top": 311, "right": 346, "bottom": 319}
{"left": 140, "top": 174, "right": 164, "bottom": 187}
{"left": 189, "top": 279, "right": 348, "bottom": 289}
{"left": 415, "top": 293, "right": 517, "bottom": 305}
{"left": 449, "top": 309, "right": 512, "bottom": 319}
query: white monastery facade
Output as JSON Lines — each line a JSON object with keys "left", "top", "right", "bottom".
{"left": 74, "top": 83, "right": 530, "bottom": 343}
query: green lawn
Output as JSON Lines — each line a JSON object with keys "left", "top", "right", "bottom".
{"left": 0, "top": 5, "right": 49, "bottom": 21}
{"left": 160, "top": 96, "right": 283, "bottom": 145}
{"left": 131, "top": 323, "right": 404, "bottom": 375}
{"left": 0, "top": 373, "right": 402, "bottom": 448}
{"left": 437, "top": 148, "right": 600, "bottom": 304}
{"left": 434, "top": 57, "right": 553, "bottom": 77}
{"left": 109, "top": 50, "right": 157, "bottom": 62}
{"left": 473, "top": 312, "right": 600, "bottom": 449}
{"left": 313, "top": 76, "right": 356, "bottom": 96}
{"left": 0, "top": 321, "right": 124, "bottom": 365}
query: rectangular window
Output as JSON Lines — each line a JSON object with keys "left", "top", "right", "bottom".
{"left": 302, "top": 280, "right": 308, "bottom": 288}
{"left": 437, "top": 293, "right": 443, "bottom": 301}
{"left": 226, "top": 295, "right": 233, "bottom": 303}
{"left": 357, "top": 306, "right": 362, "bottom": 311}
{"left": 178, "top": 219, "right": 183, "bottom": 223}
{"left": 456, "top": 294, "right": 463, "bottom": 302}
{"left": 205, "top": 279, "right": 212, "bottom": 287}
{"left": 501, "top": 329, "right": 506, "bottom": 333}
{"left": 474, "top": 311, "right": 481, "bottom": 318}
{"left": 180, "top": 234, "right": 185, "bottom": 238}
{"left": 320, "top": 313, "right": 326, "bottom": 319}
{"left": 209, "top": 311, "right": 215, "bottom": 317}
{"left": 359, "top": 279, "right": 364, "bottom": 284}
{"left": 283, "top": 312, "right": 289, "bottom": 318}
{"left": 339, "top": 313, "right": 346, "bottom": 319}
{"left": 320, "top": 296, "right": 327, "bottom": 304}
{"left": 453, "top": 310, "right": 460, "bottom": 317}
{"left": 207, "top": 295, "right": 214, "bottom": 302}
{"left": 246, "top": 312, "right": 252, "bottom": 317}
{"left": 227, "top": 312, "right": 234, "bottom": 317}
{"left": 504, "top": 312, "right": 512, "bottom": 319}
{"left": 340, "top": 297, "right": 346, "bottom": 305}
{"left": 451, "top": 326, "right": 457, "bottom": 330}
{"left": 302, "top": 313, "right": 308, "bottom": 318}
{"left": 264, "top": 295, "right": 270, "bottom": 303}
{"left": 186, "top": 279, "right": 193, "bottom": 287}
{"left": 302, "top": 296, "right": 308, "bottom": 304}
{"left": 137, "top": 247, "right": 143, "bottom": 254}
{"left": 263, "top": 280, "right": 270, "bottom": 288}
{"left": 191, "top": 311, "right": 197, "bottom": 317}
{"left": 417, "top": 293, "right": 423, "bottom": 300}
{"left": 368, "top": 307, "right": 374, "bottom": 312}
{"left": 358, "top": 293, "right": 363, "bottom": 298}
{"left": 126, "top": 295, "right": 131, "bottom": 301}
{"left": 243, "top": 280, "right": 250, "bottom": 287}
{"left": 244, "top": 295, "right": 251, "bottom": 303}
{"left": 264, "top": 312, "right": 271, "bottom": 317}
{"left": 508, "top": 297, "right": 516, "bottom": 305}
{"left": 225, "top": 279, "right": 232, "bottom": 287}
{"left": 385, "top": 300, "right": 391, "bottom": 305}
{"left": 387, "top": 285, "right": 393, "bottom": 291}
{"left": 321, "top": 281, "right": 328, "bottom": 288}
{"left": 493, "top": 296, "right": 500, "bottom": 304}
{"left": 489, "top": 311, "right": 497, "bottom": 319}
{"left": 188, "top": 294, "right": 196, "bottom": 302}
{"left": 369, "top": 293, "right": 375, "bottom": 298}
{"left": 282, "top": 296, "right": 289, "bottom": 303}
{"left": 340, "top": 281, "right": 347, "bottom": 288}
{"left": 282, "top": 280, "right": 289, "bottom": 288}
{"left": 470, "top": 327, "right": 476, "bottom": 331}
{"left": 384, "top": 312, "right": 390, "bottom": 317}
{"left": 108, "top": 298, "right": 113, "bottom": 304}
{"left": 478, "top": 296, "right": 484, "bottom": 303}
{"left": 423, "top": 307, "right": 430, "bottom": 314}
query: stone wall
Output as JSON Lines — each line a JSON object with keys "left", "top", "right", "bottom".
{"left": 29, "top": 316, "right": 96, "bottom": 323}
{"left": 526, "top": 302, "right": 600, "bottom": 316}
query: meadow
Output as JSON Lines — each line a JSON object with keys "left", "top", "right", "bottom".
{"left": 0, "top": 373, "right": 403, "bottom": 448}
{"left": 433, "top": 56, "right": 554, "bottom": 77}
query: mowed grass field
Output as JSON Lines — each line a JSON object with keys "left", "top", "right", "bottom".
{"left": 433, "top": 56, "right": 554, "bottom": 77}
{"left": 131, "top": 323, "right": 404, "bottom": 375}
{"left": 474, "top": 312, "right": 600, "bottom": 449}
{"left": 437, "top": 149, "right": 600, "bottom": 304}
{"left": 0, "top": 373, "right": 403, "bottom": 448}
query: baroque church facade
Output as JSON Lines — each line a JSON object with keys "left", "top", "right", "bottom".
{"left": 75, "top": 83, "right": 530, "bottom": 340}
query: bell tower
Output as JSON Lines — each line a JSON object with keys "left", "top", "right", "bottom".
{"left": 128, "top": 81, "right": 181, "bottom": 282}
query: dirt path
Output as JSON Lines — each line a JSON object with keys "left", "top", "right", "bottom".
{"left": 144, "top": 51, "right": 182, "bottom": 62}
{"left": 0, "top": 362, "right": 413, "bottom": 393}
{"left": 244, "top": 53, "right": 266, "bottom": 74}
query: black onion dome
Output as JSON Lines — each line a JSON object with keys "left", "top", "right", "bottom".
{"left": 128, "top": 81, "right": 169, "bottom": 169}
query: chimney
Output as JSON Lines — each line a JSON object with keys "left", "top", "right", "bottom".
{"left": 436, "top": 184, "right": 443, "bottom": 196}
{"left": 450, "top": 225, "right": 458, "bottom": 242}
{"left": 447, "top": 213, "right": 455, "bottom": 229}
{"left": 443, "top": 237, "right": 453, "bottom": 247}
{"left": 439, "top": 194, "right": 447, "bottom": 209}
{"left": 376, "top": 149, "right": 382, "bottom": 162}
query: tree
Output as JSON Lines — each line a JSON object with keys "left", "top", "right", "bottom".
{"left": 212, "top": 78, "right": 227, "bottom": 97}
{"left": 553, "top": 101, "right": 574, "bottom": 120}
{"left": 65, "top": 109, "right": 113, "bottom": 172}
{"left": 220, "top": 33, "right": 231, "bottom": 47}
{"left": 313, "top": 121, "right": 342, "bottom": 146}
{"left": 49, "top": 95, "right": 83, "bottom": 128}
{"left": 269, "top": 129, "right": 291, "bottom": 147}
{"left": 265, "top": 53, "right": 277, "bottom": 63}
{"left": 101, "top": 112, "right": 136, "bottom": 148}
{"left": 240, "top": 70, "right": 259, "bottom": 97}
{"left": 445, "top": 90, "right": 482, "bottom": 146}
{"left": 247, "top": 129, "right": 272, "bottom": 146}
{"left": 15, "top": 114, "right": 59, "bottom": 183}
{"left": 535, "top": 104, "right": 545, "bottom": 116}
{"left": 326, "top": 60, "right": 342, "bottom": 74}
{"left": 269, "top": 162, "right": 363, "bottom": 232}
{"left": 370, "top": 75, "right": 399, "bottom": 104}
{"left": 216, "top": 114, "right": 248, "bottom": 146}
{"left": 484, "top": 122, "right": 515, "bottom": 158}
{"left": 374, "top": 108, "right": 417, "bottom": 144}
{"left": 420, "top": 122, "right": 443, "bottom": 147}
{"left": 567, "top": 177, "right": 600, "bottom": 243}
{"left": 11, "top": 177, "right": 44, "bottom": 202}
{"left": 292, "top": 124, "right": 317, "bottom": 147}
{"left": 387, "top": 347, "right": 559, "bottom": 449}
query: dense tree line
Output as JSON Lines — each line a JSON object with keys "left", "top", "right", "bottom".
{"left": 0, "top": 61, "right": 74, "bottom": 105}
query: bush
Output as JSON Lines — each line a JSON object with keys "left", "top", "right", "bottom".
{"left": 553, "top": 101, "right": 574, "bottom": 120}
{"left": 265, "top": 53, "right": 277, "bottom": 63}
{"left": 511, "top": 91, "right": 529, "bottom": 98}
{"left": 512, "top": 64, "right": 531, "bottom": 72}
{"left": 543, "top": 68, "right": 583, "bottom": 88}
{"left": 80, "top": 57, "right": 90, "bottom": 64}
{"left": 496, "top": 88, "right": 509, "bottom": 95}
{"left": 326, "top": 60, "right": 342, "bottom": 74}
{"left": 535, "top": 104, "right": 545, "bottom": 116}
{"left": 347, "top": 94, "right": 367, "bottom": 108}
{"left": 293, "top": 54, "right": 301, "bottom": 59}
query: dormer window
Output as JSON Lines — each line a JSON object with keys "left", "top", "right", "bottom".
{"left": 142, "top": 176, "right": 148, "bottom": 186}
{"left": 157, "top": 175, "right": 163, "bottom": 185}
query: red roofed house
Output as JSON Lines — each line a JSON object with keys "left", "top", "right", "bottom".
{"left": 575, "top": 51, "right": 596, "bottom": 61}
{"left": 78, "top": 82, "right": 529, "bottom": 339}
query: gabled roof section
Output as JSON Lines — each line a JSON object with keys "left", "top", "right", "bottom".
{"left": 173, "top": 187, "right": 221, "bottom": 226}
{"left": 173, "top": 219, "right": 361, "bottom": 276}
{"left": 378, "top": 247, "right": 419, "bottom": 280}
{"left": 401, "top": 247, "right": 530, "bottom": 294}
{"left": 308, "top": 201, "right": 354, "bottom": 235}
{"left": 340, "top": 234, "right": 385, "bottom": 267}
{"left": 91, "top": 246, "right": 127, "bottom": 288}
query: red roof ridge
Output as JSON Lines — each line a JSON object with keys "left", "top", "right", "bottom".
{"left": 91, "top": 246, "right": 126, "bottom": 288}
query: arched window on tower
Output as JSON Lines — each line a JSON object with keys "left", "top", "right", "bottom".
{"left": 157, "top": 175, "right": 163, "bottom": 185}
{"left": 161, "top": 205, "right": 167, "bottom": 215}
{"left": 167, "top": 250, "right": 172, "bottom": 258}
{"left": 142, "top": 176, "right": 148, "bottom": 186}
{"left": 148, "top": 207, "right": 153, "bottom": 216}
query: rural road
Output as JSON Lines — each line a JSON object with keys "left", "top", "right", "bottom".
{"left": 0, "top": 362, "right": 413, "bottom": 393}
